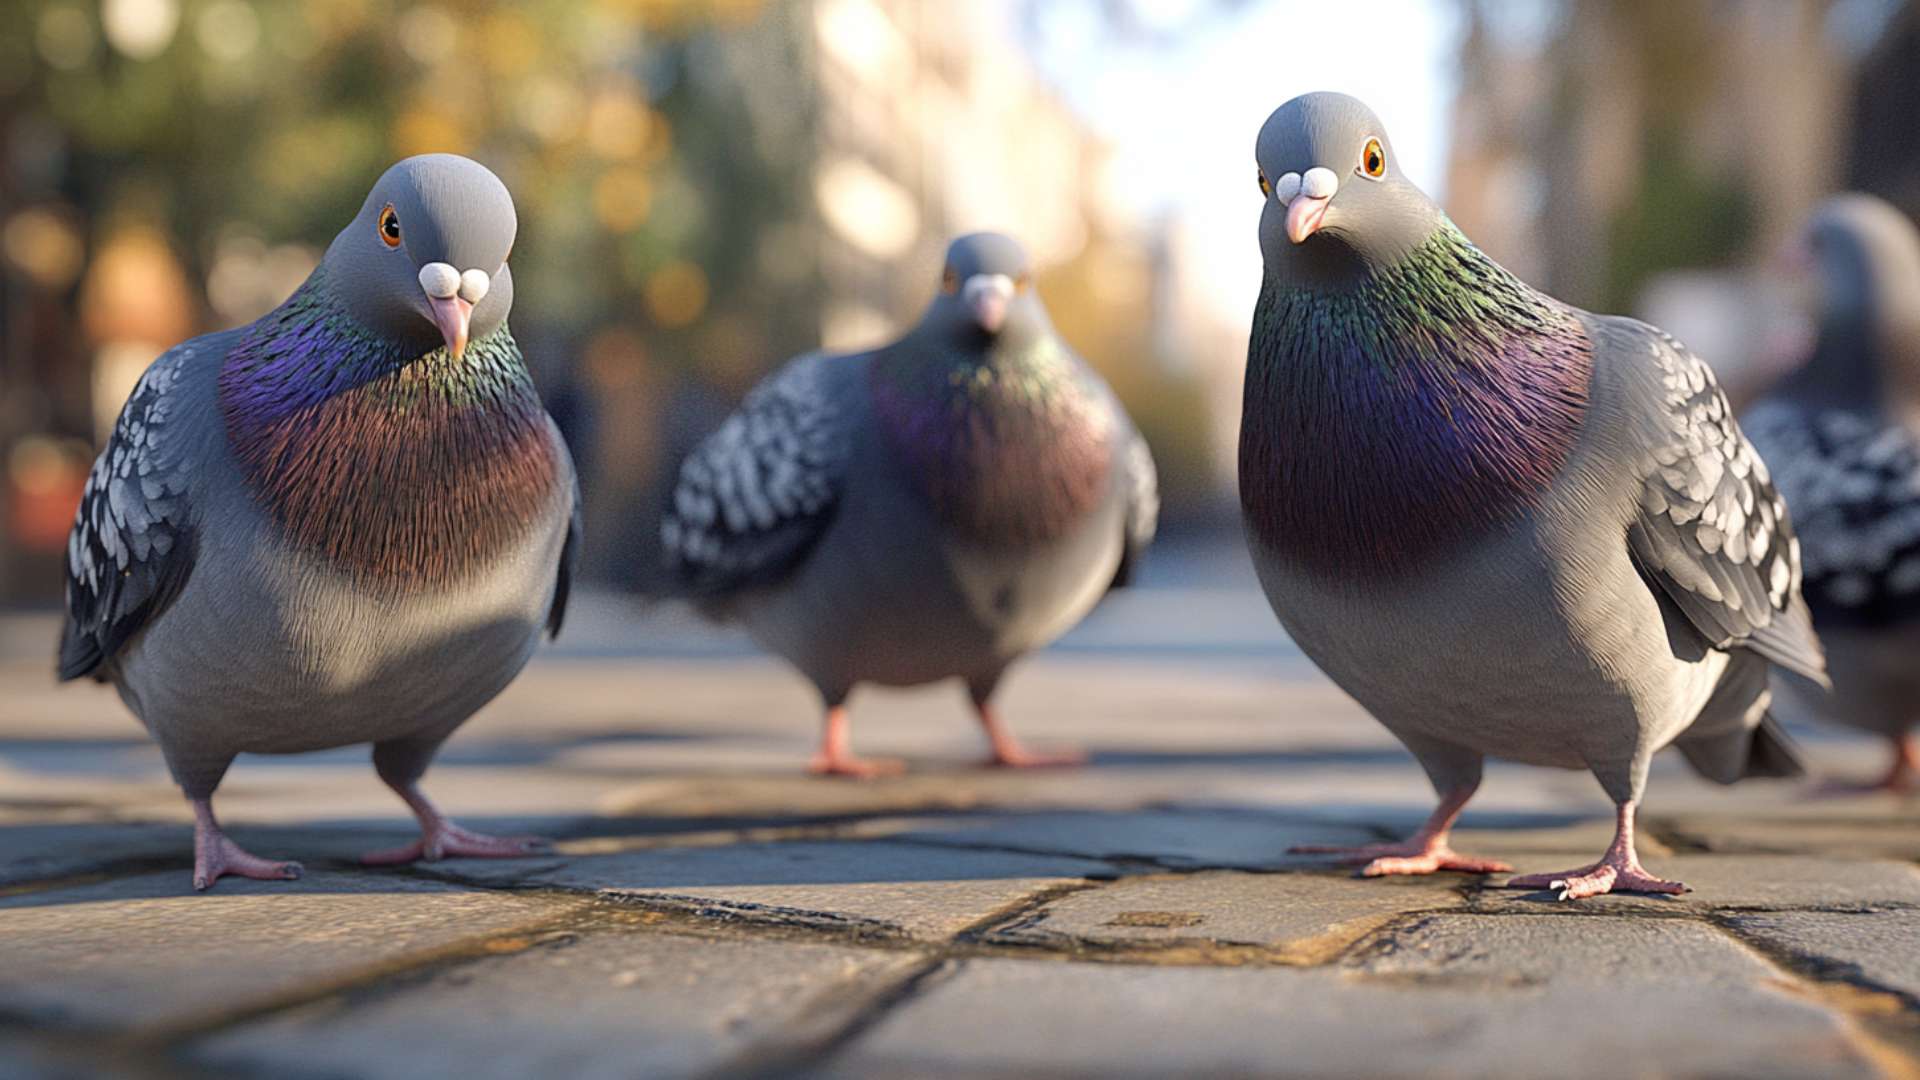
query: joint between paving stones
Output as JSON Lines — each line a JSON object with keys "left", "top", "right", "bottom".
{"left": 1701, "top": 913, "right": 1920, "bottom": 1076}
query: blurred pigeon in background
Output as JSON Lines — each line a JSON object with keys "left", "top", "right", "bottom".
{"left": 1745, "top": 194, "right": 1920, "bottom": 794}
{"left": 662, "top": 232, "right": 1157, "bottom": 777}
{"left": 59, "top": 155, "right": 580, "bottom": 890}
{"left": 1240, "top": 93, "right": 1824, "bottom": 899}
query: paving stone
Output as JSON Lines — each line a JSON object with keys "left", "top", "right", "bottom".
{"left": 428, "top": 839, "right": 1115, "bottom": 941}
{"left": 0, "top": 821, "right": 188, "bottom": 887}
{"left": 1450, "top": 818, "right": 1672, "bottom": 858}
{"left": 1664, "top": 815, "right": 1920, "bottom": 861}
{"left": 0, "top": 1039, "right": 81, "bottom": 1080}
{"left": 827, "top": 938, "right": 1877, "bottom": 1079}
{"left": 0, "top": 869, "right": 575, "bottom": 1031}
{"left": 1476, "top": 855, "right": 1920, "bottom": 912}
{"left": 1723, "top": 909, "right": 1920, "bottom": 1002}
{"left": 1169, "top": 762, "right": 1615, "bottom": 826}
{"left": 857, "top": 809, "right": 1374, "bottom": 870}
{"left": 1351, "top": 911, "right": 1771, "bottom": 981}
{"left": 988, "top": 870, "right": 1461, "bottom": 959}
{"left": 9, "top": 601, "right": 1920, "bottom": 1079}
{"left": 193, "top": 931, "right": 913, "bottom": 1080}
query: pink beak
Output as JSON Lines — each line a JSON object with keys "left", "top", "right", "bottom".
{"left": 428, "top": 295, "right": 474, "bottom": 359}
{"left": 969, "top": 289, "right": 1008, "bottom": 333}
{"left": 1286, "top": 195, "right": 1331, "bottom": 245}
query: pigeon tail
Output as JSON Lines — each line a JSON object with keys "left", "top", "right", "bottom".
{"left": 1674, "top": 654, "right": 1808, "bottom": 784}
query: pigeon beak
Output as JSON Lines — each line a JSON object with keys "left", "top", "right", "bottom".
{"left": 963, "top": 273, "right": 1015, "bottom": 333}
{"left": 428, "top": 294, "right": 474, "bottom": 360}
{"left": 1286, "top": 195, "right": 1332, "bottom": 245}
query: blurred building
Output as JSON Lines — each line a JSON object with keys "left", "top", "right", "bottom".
{"left": 1449, "top": 0, "right": 1856, "bottom": 309}
{"left": 809, "top": 0, "right": 1095, "bottom": 345}
{"left": 1445, "top": 0, "right": 1890, "bottom": 395}
{"left": 0, "top": 0, "right": 1219, "bottom": 604}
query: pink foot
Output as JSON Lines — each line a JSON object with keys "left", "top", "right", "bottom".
{"left": 194, "top": 831, "right": 303, "bottom": 892}
{"left": 1811, "top": 738, "right": 1918, "bottom": 798}
{"left": 976, "top": 702, "right": 1084, "bottom": 770}
{"left": 1290, "top": 839, "right": 1512, "bottom": 877}
{"left": 361, "top": 822, "right": 551, "bottom": 866}
{"left": 807, "top": 751, "right": 907, "bottom": 779}
{"left": 985, "top": 741, "right": 1087, "bottom": 769}
{"left": 1505, "top": 859, "right": 1689, "bottom": 900}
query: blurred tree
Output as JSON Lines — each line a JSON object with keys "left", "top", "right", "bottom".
{"left": 0, "top": 0, "right": 825, "bottom": 598}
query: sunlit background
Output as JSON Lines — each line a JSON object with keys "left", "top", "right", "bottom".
{"left": 0, "top": 0, "right": 1914, "bottom": 606}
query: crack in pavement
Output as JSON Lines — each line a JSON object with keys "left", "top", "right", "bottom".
{"left": 1704, "top": 914, "right": 1920, "bottom": 1077}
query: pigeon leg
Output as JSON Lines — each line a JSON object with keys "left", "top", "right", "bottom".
{"left": 975, "top": 702, "right": 1085, "bottom": 769}
{"left": 1290, "top": 784, "right": 1512, "bottom": 876}
{"left": 1813, "top": 732, "right": 1919, "bottom": 796}
{"left": 191, "top": 798, "right": 302, "bottom": 891}
{"left": 807, "top": 705, "right": 905, "bottom": 779}
{"left": 361, "top": 781, "right": 550, "bottom": 865}
{"left": 1504, "top": 800, "right": 1687, "bottom": 900}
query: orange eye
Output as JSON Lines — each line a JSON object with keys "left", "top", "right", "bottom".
{"left": 1013, "top": 272, "right": 1032, "bottom": 293}
{"left": 940, "top": 267, "right": 959, "bottom": 294}
{"left": 1361, "top": 138, "right": 1385, "bottom": 178}
{"left": 377, "top": 204, "right": 402, "bottom": 248}
{"left": 1257, "top": 169, "right": 1272, "bottom": 198}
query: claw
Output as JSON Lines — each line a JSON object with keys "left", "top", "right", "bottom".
{"left": 1503, "top": 801, "right": 1686, "bottom": 900}
{"left": 190, "top": 798, "right": 302, "bottom": 892}
{"left": 362, "top": 823, "right": 550, "bottom": 866}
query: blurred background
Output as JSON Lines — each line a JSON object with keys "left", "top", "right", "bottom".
{"left": 0, "top": 0, "right": 1914, "bottom": 607}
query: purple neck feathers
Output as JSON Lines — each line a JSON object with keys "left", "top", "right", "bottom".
{"left": 219, "top": 271, "right": 560, "bottom": 592}
{"left": 870, "top": 334, "right": 1115, "bottom": 547}
{"left": 1241, "top": 224, "right": 1593, "bottom": 577}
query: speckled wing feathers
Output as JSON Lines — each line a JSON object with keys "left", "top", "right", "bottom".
{"left": 1621, "top": 322, "right": 1827, "bottom": 685}
{"left": 58, "top": 345, "right": 198, "bottom": 681}
{"left": 662, "top": 352, "right": 848, "bottom": 595}
{"left": 1744, "top": 403, "right": 1920, "bottom": 628}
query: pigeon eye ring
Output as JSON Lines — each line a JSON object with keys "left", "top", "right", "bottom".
{"left": 378, "top": 204, "right": 403, "bottom": 248}
{"left": 1359, "top": 137, "right": 1386, "bottom": 180}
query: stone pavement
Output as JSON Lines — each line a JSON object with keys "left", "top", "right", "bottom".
{"left": 3, "top": 571, "right": 1920, "bottom": 1078}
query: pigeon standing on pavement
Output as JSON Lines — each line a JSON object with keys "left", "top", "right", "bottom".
{"left": 1240, "top": 93, "right": 1825, "bottom": 899}
{"left": 662, "top": 233, "right": 1157, "bottom": 776}
{"left": 1744, "top": 194, "right": 1920, "bottom": 793}
{"left": 59, "top": 154, "right": 580, "bottom": 890}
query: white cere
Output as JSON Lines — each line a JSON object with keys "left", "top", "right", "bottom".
{"left": 1301, "top": 167, "right": 1339, "bottom": 200}
{"left": 458, "top": 268, "right": 491, "bottom": 304}
{"left": 962, "top": 273, "right": 1014, "bottom": 306}
{"left": 418, "top": 262, "right": 460, "bottom": 299}
{"left": 1275, "top": 171, "right": 1302, "bottom": 204}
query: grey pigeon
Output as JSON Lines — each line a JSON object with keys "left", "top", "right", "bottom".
{"left": 662, "top": 232, "right": 1157, "bottom": 776}
{"left": 1241, "top": 93, "right": 1825, "bottom": 899}
{"left": 1745, "top": 194, "right": 1920, "bottom": 793}
{"left": 59, "top": 154, "right": 580, "bottom": 890}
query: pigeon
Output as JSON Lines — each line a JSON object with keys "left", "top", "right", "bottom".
{"left": 1240, "top": 93, "right": 1825, "bottom": 899}
{"left": 59, "top": 154, "right": 580, "bottom": 890}
{"left": 1744, "top": 194, "right": 1920, "bottom": 793}
{"left": 661, "top": 232, "right": 1156, "bottom": 777}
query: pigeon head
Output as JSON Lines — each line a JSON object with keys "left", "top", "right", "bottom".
{"left": 921, "top": 232, "right": 1048, "bottom": 344}
{"left": 1800, "top": 195, "right": 1920, "bottom": 341}
{"left": 1254, "top": 92, "right": 1443, "bottom": 286}
{"left": 321, "top": 154, "right": 517, "bottom": 360}
{"left": 1775, "top": 194, "right": 1920, "bottom": 407}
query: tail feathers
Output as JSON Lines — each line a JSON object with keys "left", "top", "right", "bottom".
{"left": 1675, "top": 652, "right": 1809, "bottom": 784}
{"left": 1741, "top": 712, "right": 1809, "bottom": 780}
{"left": 1678, "top": 711, "right": 1806, "bottom": 783}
